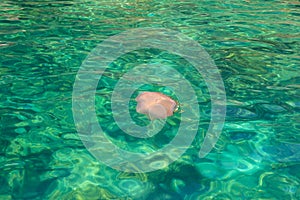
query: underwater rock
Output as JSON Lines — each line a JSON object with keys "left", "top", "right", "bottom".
{"left": 226, "top": 106, "right": 258, "bottom": 119}
{"left": 258, "top": 103, "right": 286, "bottom": 113}
{"left": 170, "top": 178, "right": 186, "bottom": 194}
{"left": 257, "top": 143, "right": 300, "bottom": 162}
{"left": 228, "top": 131, "right": 257, "bottom": 142}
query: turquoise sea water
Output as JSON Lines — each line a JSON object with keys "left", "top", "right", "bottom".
{"left": 1, "top": 0, "right": 300, "bottom": 199}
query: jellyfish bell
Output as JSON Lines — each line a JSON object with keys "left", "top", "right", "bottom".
{"left": 147, "top": 103, "right": 168, "bottom": 121}
{"left": 135, "top": 92, "right": 177, "bottom": 120}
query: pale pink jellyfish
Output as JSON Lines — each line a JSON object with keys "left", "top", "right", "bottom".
{"left": 135, "top": 92, "right": 178, "bottom": 120}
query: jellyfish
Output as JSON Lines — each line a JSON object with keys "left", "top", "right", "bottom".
{"left": 135, "top": 92, "right": 178, "bottom": 120}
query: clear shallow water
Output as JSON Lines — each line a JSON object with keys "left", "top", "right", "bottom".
{"left": 0, "top": 0, "right": 299, "bottom": 199}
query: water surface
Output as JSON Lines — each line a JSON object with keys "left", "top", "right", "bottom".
{"left": 0, "top": 0, "right": 299, "bottom": 199}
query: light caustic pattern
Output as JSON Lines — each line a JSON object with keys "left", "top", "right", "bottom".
{"left": 72, "top": 28, "right": 226, "bottom": 173}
